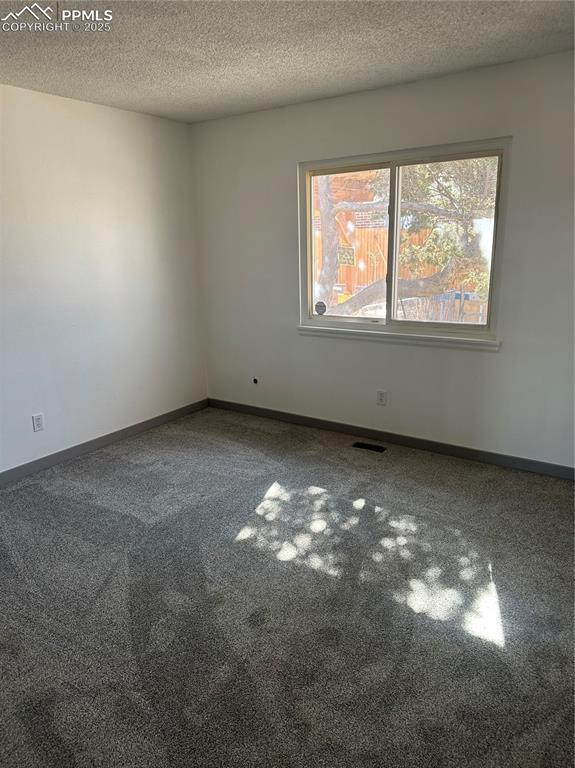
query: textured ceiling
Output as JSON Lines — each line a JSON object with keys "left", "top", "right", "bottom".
{"left": 0, "top": 0, "right": 572, "bottom": 123}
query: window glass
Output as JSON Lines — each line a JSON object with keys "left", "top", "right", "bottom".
{"left": 394, "top": 156, "right": 499, "bottom": 325}
{"left": 311, "top": 168, "right": 390, "bottom": 319}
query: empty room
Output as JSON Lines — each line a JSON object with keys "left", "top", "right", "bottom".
{"left": 0, "top": 1, "right": 573, "bottom": 766}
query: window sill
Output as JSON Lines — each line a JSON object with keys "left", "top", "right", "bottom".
{"left": 297, "top": 323, "right": 501, "bottom": 350}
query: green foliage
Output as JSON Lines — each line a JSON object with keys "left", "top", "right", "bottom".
{"left": 398, "top": 227, "right": 460, "bottom": 275}
{"left": 461, "top": 259, "right": 491, "bottom": 300}
{"left": 372, "top": 156, "right": 498, "bottom": 292}
{"left": 401, "top": 156, "right": 498, "bottom": 223}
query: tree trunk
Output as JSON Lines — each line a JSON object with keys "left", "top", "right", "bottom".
{"left": 396, "top": 258, "right": 457, "bottom": 299}
{"left": 326, "top": 259, "right": 457, "bottom": 316}
{"left": 326, "top": 279, "right": 386, "bottom": 316}
{"left": 316, "top": 176, "right": 340, "bottom": 303}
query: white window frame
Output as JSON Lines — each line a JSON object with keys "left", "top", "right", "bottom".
{"left": 297, "top": 137, "right": 510, "bottom": 350}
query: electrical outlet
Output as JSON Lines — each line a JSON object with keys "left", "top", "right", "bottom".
{"left": 376, "top": 390, "right": 388, "bottom": 406}
{"left": 32, "top": 413, "right": 44, "bottom": 432}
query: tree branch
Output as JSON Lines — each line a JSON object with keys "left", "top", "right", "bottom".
{"left": 333, "top": 199, "right": 465, "bottom": 220}
{"left": 326, "top": 279, "right": 386, "bottom": 316}
{"left": 326, "top": 258, "right": 459, "bottom": 316}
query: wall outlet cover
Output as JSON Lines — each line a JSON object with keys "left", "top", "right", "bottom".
{"left": 376, "top": 390, "right": 388, "bottom": 406}
{"left": 32, "top": 413, "right": 44, "bottom": 432}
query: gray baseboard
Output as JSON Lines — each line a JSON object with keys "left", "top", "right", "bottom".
{"left": 0, "top": 399, "right": 209, "bottom": 488}
{"left": 2, "top": 396, "right": 572, "bottom": 486}
{"left": 208, "top": 399, "right": 574, "bottom": 481}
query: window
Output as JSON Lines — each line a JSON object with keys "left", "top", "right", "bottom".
{"left": 298, "top": 140, "right": 506, "bottom": 346}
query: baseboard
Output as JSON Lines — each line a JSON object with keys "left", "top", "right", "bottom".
{"left": 208, "top": 399, "right": 574, "bottom": 481}
{"left": 2, "top": 396, "right": 572, "bottom": 486}
{"left": 0, "top": 399, "right": 209, "bottom": 488}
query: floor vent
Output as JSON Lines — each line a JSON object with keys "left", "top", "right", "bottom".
{"left": 352, "top": 442, "right": 387, "bottom": 453}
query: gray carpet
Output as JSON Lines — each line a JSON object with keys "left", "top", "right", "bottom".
{"left": 0, "top": 407, "right": 572, "bottom": 768}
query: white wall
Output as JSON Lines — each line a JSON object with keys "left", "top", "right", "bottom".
{"left": 1, "top": 53, "right": 572, "bottom": 473}
{"left": 0, "top": 86, "right": 206, "bottom": 472}
{"left": 191, "top": 52, "right": 574, "bottom": 467}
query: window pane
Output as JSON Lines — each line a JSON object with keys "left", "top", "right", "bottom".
{"left": 311, "top": 167, "right": 390, "bottom": 319}
{"left": 394, "top": 156, "right": 499, "bottom": 325}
